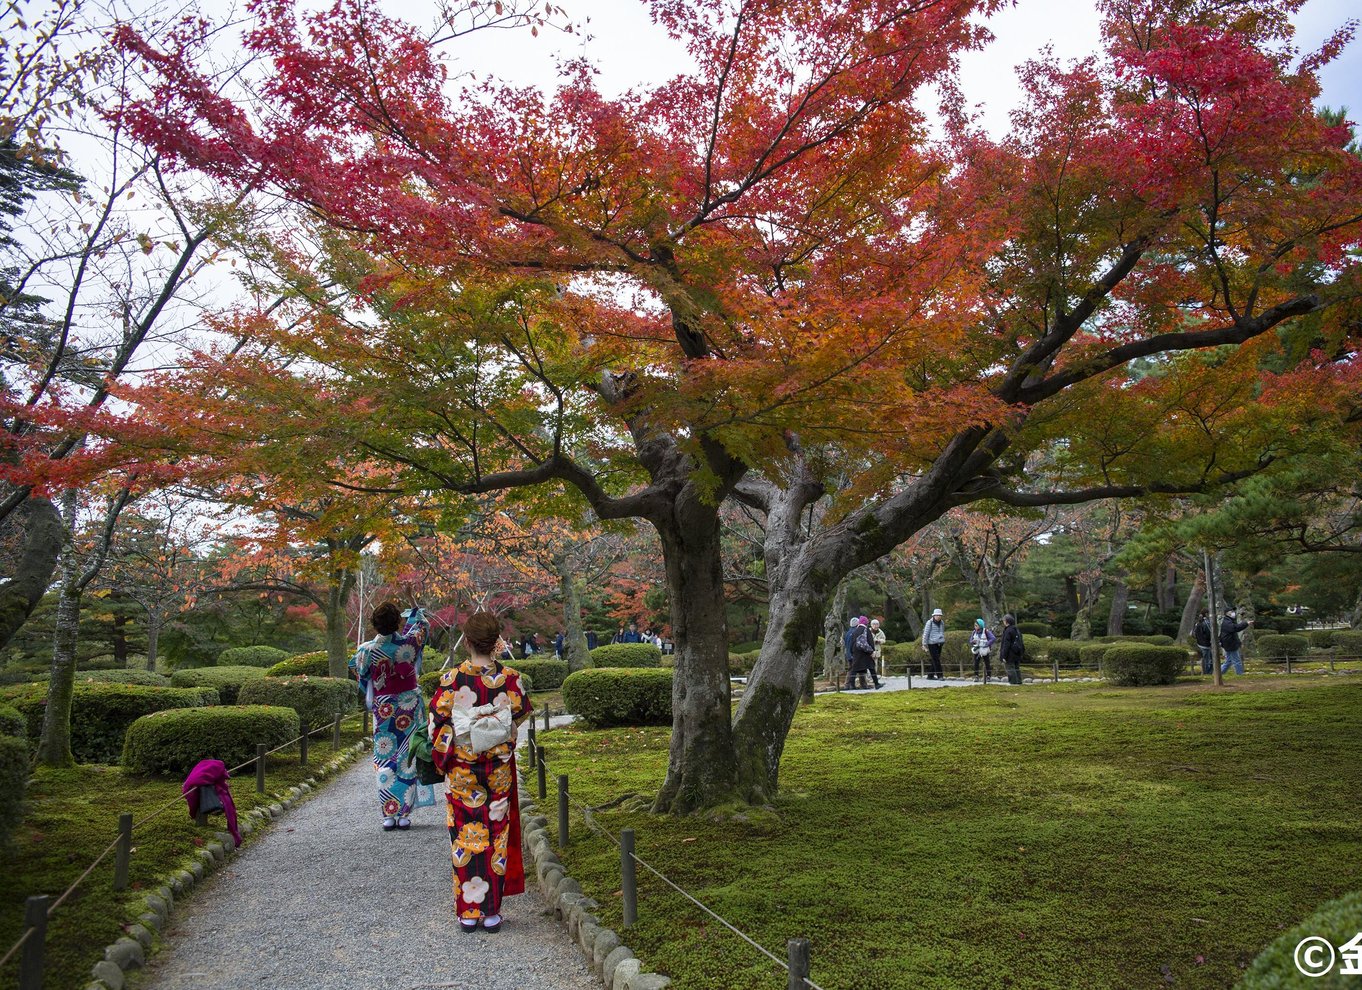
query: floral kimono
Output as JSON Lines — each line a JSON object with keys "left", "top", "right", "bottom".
{"left": 350, "top": 610, "right": 437, "bottom": 819}
{"left": 429, "top": 659, "right": 532, "bottom": 920}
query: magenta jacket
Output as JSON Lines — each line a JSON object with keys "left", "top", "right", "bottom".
{"left": 182, "top": 759, "right": 241, "bottom": 847}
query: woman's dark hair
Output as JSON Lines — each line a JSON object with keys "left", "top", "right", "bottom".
{"left": 371, "top": 601, "right": 402, "bottom": 636}
{"left": 1002, "top": 614, "right": 1016, "bottom": 626}
{"left": 463, "top": 610, "right": 502, "bottom": 655}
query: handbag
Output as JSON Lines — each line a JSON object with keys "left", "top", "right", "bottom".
{"left": 408, "top": 724, "right": 444, "bottom": 786}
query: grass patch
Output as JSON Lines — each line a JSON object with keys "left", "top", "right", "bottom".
{"left": 0, "top": 726, "right": 368, "bottom": 989}
{"left": 537, "top": 679, "right": 1362, "bottom": 990}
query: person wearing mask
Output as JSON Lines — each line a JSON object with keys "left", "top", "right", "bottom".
{"left": 999, "top": 614, "right": 1025, "bottom": 685}
{"left": 429, "top": 610, "right": 533, "bottom": 932}
{"left": 969, "top": 618, "right": 997, "bottom": 681}
{"left": 1193, "top": 610, "right": 1213, "bottom": 674}
{"left": 921, "top": 608, "right": 947, "bottom": 680}
{"left": 1219, "top": 607, "right": 1253, "bottom": 676}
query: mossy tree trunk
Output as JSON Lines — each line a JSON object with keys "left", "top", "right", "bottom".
{"left": 325, "top": 566, "right": 357, "bottom": 677}
{"left": 558, "top": 559, "right": 592, "bottom": 672}
{"left": 1107, "top": 574, "right": 1129, "bottom": 636}
{"left": 145, "top": 610, "right": 164, "bottom": 672}
{"left": 822, "top": 578, "right": 849, "bottom": 681}
{"left": 0, "top": 496, "right": 64, "bottom": 652}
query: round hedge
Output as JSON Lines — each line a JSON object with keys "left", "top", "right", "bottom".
{"left": 170, "top": 665, "right": 267, "bottom": 705}
{"left": 1079, "top": 643, "right": 1115, "bottom": 667}
{"left": 1018, "top": 622, "right": 1051, "bottom": 639}
{"left": 237, "top": 676, "right": 357, "bottom": 728}
{"left": 1254, "top": 634, "right": 1310, "bottom": 662}
{"left": 1328, "top": 630, "right": 1362, "bottom": 658}
{"left": 122, "top": 705, "right": 300, "bottom": 775}
{"left": 1045, "top": 640, "right": 1083, "bottom": 667}
{"left": 0, "top": 682, "right": 220, "bottom": 764}
{"left": 562, "top": 668, "right": 673, "bottom": 727}
{"left": 75, "top": 669, "right": 172, "bottom": 687}
{"left": 217, "top": 645, "right": 291, "bottom": 668}
{"left": 265, "top": 651, "right": 331, "bottom": 678}
{"left": 1102, "top": 645, "right": 1191, "bottom": 686}
{"left": 0, "top": 735, "right": 27, "bottom": 848}
{"left": 728, "top": 651, "right": 760, "bottom": 676}
{"left": 0, "top": 703, "right": 25, "bottom": 738}
{"left": 513, "top": 658, "right": 569, "bottom": 690}
{"left": 1238, "top": 890, "right": 1362, "bottom": 988}
{"left": 1308, "top": 629, "right": 1338, "bottom": 648}
{"left": 589, "top": 643, "right": 663, "bottom": 668}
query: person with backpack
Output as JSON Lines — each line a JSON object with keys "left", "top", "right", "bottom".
{"left": 1193, "top": 610, "right": 1213, "bottom": 674}
{"left": 1219, "top": 608, "right": 1253, "bottom": 676}
{"left": 845, "top": 616, "right": 883, "bottom": 690}
{"left": 969, "top": 618, "right": 997, "bottom": 681}
{"left": 921, "top": 608, "right": 947, "bottom": 680}
{"left": 1000, "top": 614, "right": 1025, "bottom": 685}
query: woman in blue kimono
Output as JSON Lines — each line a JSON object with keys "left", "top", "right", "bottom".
{"left": 350, "top": 601, "right": 436, "bottom": 830}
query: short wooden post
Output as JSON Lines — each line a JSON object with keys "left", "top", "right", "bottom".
{"left": 787, "top": 938, "right": 810, "bottom": 990}
{"left": 19, "top": 894, "right": 51, "bottom": 990}
{"left": 919, "top": 653, "right": 926, "bottom": 679}
{"left": 557, "top": 774, "right": 569, "bottom": 846}
{"left": 537, "top": 746, "right": 547, "bottom": 799}
{"left": 542, "top": 706, "right": 550, "bottom": 732}
{"left": 195, "top": 801, "right": 208, "bottom": 827}
{"left": 1052, "top": 658, "right": 1059, "bottom": 683}
{"left": 256, "top": 743, "right": 267, "bottom": 795}
{"left": 620, "top": 828, "right": 637, "bottom": 928}
{"left": 1285, "top": 654, "right": 1292, "bottom": 675}
{"left": 332, "top": 713, "right": 342, "bottom": 750}
{"left": 113, "top": 813, "right": 133, "bottom": 892}
{"left": 299, "top": 729, "right": 308, "bottom": 767}
{"left": 363, "top": 709, "right": 371, "bottom": 734}
{"left": 526, "top": 721, "right": 537, "bottom": 767}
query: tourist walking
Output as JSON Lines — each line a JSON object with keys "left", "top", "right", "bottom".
{"left": 350, "top": 601, "right": 437, "bottom": 831}
{"left": 845, "top": 616, "right": 882, "bottom": 690}
{"left": 429, "top": 610, "right": 532, "bottom": 932}
{"left": 1219, "top": 608, "right": 1253, "bottom": 676}
{"left": 1193, "top": 610, "right": 1213, "bottom": 674}
{"left": 999, "top": 614, "right": 1025, "bottom": 685}
{"left": 870, "top": 618, "right": 887, "bottom": 677}
{"left": 970, "top": 618, "right": 996, "bottom": 681}
{"left": 921, "top": 608, "right": 946, "bottom": 680}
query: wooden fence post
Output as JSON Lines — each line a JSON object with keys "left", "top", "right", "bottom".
{"left": 113, "top": 812, "right": 133, "bottom": 891}
{"left": 299, "top": 729, "right": 308, "bottom": 767}
{"left": 527, "top": 722, "right": 537, "bottom": 767}
{"left": 256, "top": 743, "right": 267, "bottom": 795}
{"left": 787, "top": 938, "right": 810, "bottom": 990}
{"left": 537, "top": 746, "right": 547, "bottom": 800}
{"left": 620, "top": 828, "right": 637, "bottom": 928}
{"left": 558, "top": 774, "right": 569, "bottom": 846}
{"left": 19, "top": 894, "right": 51, "bottom": 990}
{"left": 332, "top": 714, "right": 342, "bottom": 750}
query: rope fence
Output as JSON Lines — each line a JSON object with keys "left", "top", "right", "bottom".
{"left": 531, "top": 720, "right": 829, "bottom": 990}
{"left": 3, "top": 705, "right": 369, "bottom": 990}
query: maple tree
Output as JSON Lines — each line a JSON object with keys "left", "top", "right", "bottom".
{"left": 112, "top": 0, "right": 1362, "bottom": 810}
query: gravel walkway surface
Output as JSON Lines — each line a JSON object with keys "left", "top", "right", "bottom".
{"left": 133, "top": 759, "right": 597, "bottom": 990}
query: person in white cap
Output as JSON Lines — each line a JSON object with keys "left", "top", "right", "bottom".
{"left": 921, "top": 608, "right": 947, "bottom": 680}
{"left": 870, "top": 618, "right": 887, "bottom": 678}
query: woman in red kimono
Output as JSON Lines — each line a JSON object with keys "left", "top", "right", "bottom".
{"left": 429, "top": 610, "right": 532, "bottom": 932}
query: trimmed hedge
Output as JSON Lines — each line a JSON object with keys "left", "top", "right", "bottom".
{"left": 122, "top": 705, "right": 300, "bottom": 776}
{"left": 513, "top": 658, "right": 568, "bottom": 690}
{"left": 1102, "top": 645, "right": 1190, "bottom": 686}
{"left": 1018, "top": 622, "right": 1051, "bottom": 639}
{"left": 1239, "top": 890, "right": 1362, "bottom": 989}
{"left": 237, "top": 676, "right": 357, "bottom": 729}
{"left": 216, "top": 645, "right": 291, "bottom": 668}
{"left": 562, "top": 668, "right": 673, "bottom": 728}
{"left": 0, "top": 735, "right": 27, "bottom": 848}
{"left": 1254, "top": 634, "right": 1310, "bottom": 662}
{"left": 1079, "top": 643, "right": 1115, "bottom": 668}
{"left": 1329, "top": 630, "right": 1362, "bottom": 657}
{"left": 0, "top": 683, "right": 220, "bottom": 764}
{"left": 170, "top": 665, "right": 267, "bottom": 704}
{"left": 265, "top": 651, "right": 331, "bottom": 678}
{"left": 589, "top": 643, "right": 663, "bottom": 668}
{"left": 0, "top": 703, "right": 25, "bottom": 737}
{"left": 1045, "top": 641, "right": 1083, "bottom": 667}
{"left": 1308, "top": 629, "right": 1338, "bottom": 648}
{"left": 75, "top": 669, "right": 172, "bottom": 687}
{"left": 728, "top": 650, "right": 760, "bottom": 676}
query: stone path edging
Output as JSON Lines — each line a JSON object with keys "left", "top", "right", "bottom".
{"left": 517, "top": 781, "right": 672, "bottom": 990}
{"left": 84, "top": 739, "right": 369, "bottom": 990}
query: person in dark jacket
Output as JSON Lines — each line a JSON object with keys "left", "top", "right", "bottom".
{"left": 843, "top": 618, "right": 859, "bottom": 686}
{"left": 999, "top": 614, "right": 1025, "bottom": 685}
{"left": 1218, "top": 608, "right": 1253, "bottom": 676}
{"left": 845, "top": 616, "right": 882, "bottom": 690}
{"left": 1193, "top": 610, "right": 1213, "bottom": 674}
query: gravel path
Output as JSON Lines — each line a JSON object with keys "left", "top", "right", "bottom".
{"left": 133, "top": 759, "right": 597, "bottom": 990}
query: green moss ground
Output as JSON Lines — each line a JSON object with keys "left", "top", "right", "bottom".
{"left": 0, "top": 726, "right": 367, "bottom": 989}
{"left": 536, "top": 678, "right": 1362, "bottom": 990}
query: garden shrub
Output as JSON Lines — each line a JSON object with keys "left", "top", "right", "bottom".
{"left": 1329, "top": 630, "right": 1362, "bottom": 657}
{"left": 237, "top": 676, "right": 357, "bottom": 729}
{"left": 217, "top": 645, "right": 291, "bottom": 668}
{"left": 76, "top": 655, "right": 124, "bottom": 671}
{"left": 75, "top": 669, "right": 172, "bottom": 687}
{"left": 728, "top": 650, "right": 760, "bottom": 676}
{"left": 1307, "top": 629, "right": 1337, "bottom": 648}
{"left": 514, "top": 658, "right": 569, "bottom": 690}
{"left": 561, "top": 668, "right": 673, "bottom": 728}
{"left": 1102, "top": 645, "right": 1190, "bottom": 686}
{"left": 589, "top": 643, "right": 663, "bottom": 668}
{"left": 1018, "top": 622, "right": 1051, "bottom": 639}
{"left": 122, "top": 705, "right": 300, "bottom": 775}
{"left": 729, "top": 640, "right": 762, "bottom": 654}
{"left": 0, "top": 703, "right": 25, "bottom": 737}
{"left": 1079, "top": 643, "right": 1115, "bottom": 668}
{"left": 939, "top": 630, "right": 973, "bottom": 671}
{"left": 170, "top": 665, "right": 267, "bottom": 704}
{"left": 881, "top": 642, "right": 918, "bottom": 671}
{"left": 0, "top": 735, "right": 27, "bottom": 849}
{"left": 1253, "top": 634, "right": 1310, "bottom": 662}
{"left": 265, "top": 651, "right": 331, "bottom": 678}
{"left": 1238, "top": 890, "right": 1362, "bottom": 989}
{"left": 1046, "top": 640, "right": 1083, "bottom": 667}
{"left": 0, "top": 683, "right": 220, "bottom": 763}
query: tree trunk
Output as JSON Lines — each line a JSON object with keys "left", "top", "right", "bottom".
{"left": 558, "top": 561, "right": 592, "bottom": 672}
{"left": 146, "top": 611, "right": 163, "bottom": 672}
{"left": 325, "top": 568, "right": 357, "bottom": 677}
{"left": 0, "top": 496, "right": 63, "bottom": 652}
{"left": 1070, "top": 573, "right": 1102, "bottom": 640}
{"left": 1106, "top": 575, "right": 1128, "bottom": 636}
{"left": 36, "top": 491, "right": 79, "bottom": 768}
{"left": 822, "top": 578, "right": 849, "bottom": 681}
{"left": 651, "top": 498, "right": 739, "bottom": 815}
{"left": 1176, "top": 571, "right": 1204, "bottom": 643}
{"left": 112, "top": 610, "right": 129, "bottom": 667}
